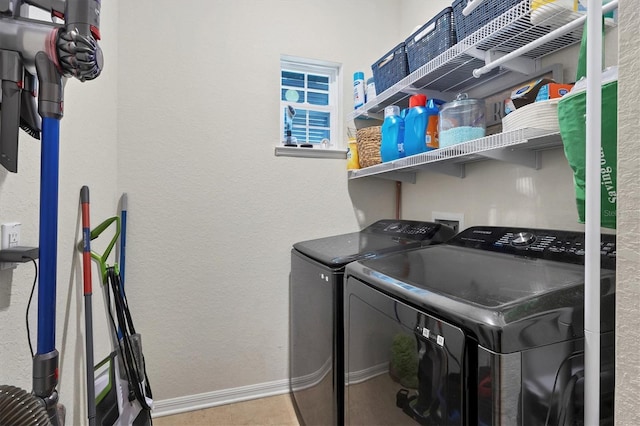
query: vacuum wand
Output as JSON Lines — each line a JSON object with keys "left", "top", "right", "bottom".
{"left": 0, "top": 1, "right": 103, "bottom": 425}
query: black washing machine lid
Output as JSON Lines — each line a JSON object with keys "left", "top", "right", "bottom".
{"left": 346, "top": 226, "right": 616, "bottom": 353}
{"left": 292, "top": 220, "right": 454, "bottom": 267}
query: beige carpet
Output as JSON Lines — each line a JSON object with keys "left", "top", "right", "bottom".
{"left": 347, "top": 373, "right": 417, "bottom": 426}
{"left": 152, "top": 373, "right": 411, "bottom": 425}
{"left": 152, "top": 394, "right": 300, "bottom": 426}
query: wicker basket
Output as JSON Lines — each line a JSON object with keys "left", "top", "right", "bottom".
{"left": 356, "top": 126, "right": 382, "bottom": 168}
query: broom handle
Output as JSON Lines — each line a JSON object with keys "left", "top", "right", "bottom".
{"left": 81, "top": 186, "right": 96, "bottom": 426}
{"left": 120, "top": 193, "right": 127, "bottom": 289}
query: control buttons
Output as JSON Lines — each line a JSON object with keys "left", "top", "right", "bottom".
{"left": 384, "top": 223, "right": 432, "bottom": 236}
{"left": 384, "top": 223, "right": 405, "bottom": 233}
{"left": 488, "top": 229, "right": 616, "bottom": 262}
{"left": 602, "top": 242, "right": 616, "bottom": 258}
{"left": 416, "top": 326, "right": 444, "bottom": 347}
{"left": 511, "top": 232, "right": 536, "bottom": 247}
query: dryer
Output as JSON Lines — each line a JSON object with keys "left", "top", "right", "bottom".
{"left": 290, "top": 220, "right": 455, "bottom": 426}
{"left": 344, "top": 226, "right": 616, "bottom": 425}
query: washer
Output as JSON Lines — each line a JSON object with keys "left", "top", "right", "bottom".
{"left": 344, "top": 226, "right": 616, "bottom": 425}
{"left": 290, "top": 220, "right": 455, "bottom": 426}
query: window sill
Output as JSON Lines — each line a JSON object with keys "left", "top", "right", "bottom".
{"left": 274, "top": 146, "right": 347, "bottom": 159}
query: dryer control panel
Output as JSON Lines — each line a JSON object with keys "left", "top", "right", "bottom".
{"left": 449, "top": 226, "right": 616, "bottom": 269}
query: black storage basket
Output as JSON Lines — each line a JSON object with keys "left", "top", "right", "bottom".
{"left": 371, "top": 43, "right": 409, "bottom": 95}
{"left": 405, "top": 7, "right": 457, "bottom": 73}
{"left": 452, "top": 0, "right": 527, "bottom": 41}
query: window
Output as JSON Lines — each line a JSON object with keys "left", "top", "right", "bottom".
{"left": 280, "top": 55, "right": 342, "bottom": 150}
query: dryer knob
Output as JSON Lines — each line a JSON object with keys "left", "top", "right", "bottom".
{"left": 511, "top": 232, "right": 536, "bottom": 246}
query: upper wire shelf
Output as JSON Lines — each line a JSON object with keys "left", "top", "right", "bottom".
{"left": 350, "top": 1, "right": 615, "bottom": 120}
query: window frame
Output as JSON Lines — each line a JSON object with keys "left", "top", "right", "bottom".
{"left": 279, "top": 55, "right": 343, "bottom": 151}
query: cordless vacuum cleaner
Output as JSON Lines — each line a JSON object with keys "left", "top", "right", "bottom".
{"left": 0, "top": 1, "right": 102, "bottom": 425}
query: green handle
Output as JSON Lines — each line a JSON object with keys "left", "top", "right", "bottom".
{"left": 88, "top": 216, "right": 120, "bottom": 282}
{"left": 576, "top": 18, "right": 605, "bottom": 81}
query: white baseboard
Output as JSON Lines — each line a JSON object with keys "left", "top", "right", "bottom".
{"left": 346, "top": 362, "right": 388, "bottom": 385}
{"left": 290, "top": 357, "right": 332, "bottom": 393}
{"left": 152, "top": 362, "right": 389, "bottom": 418}
{"left": 151, "top": 378, "right": 291, "bottom": 418}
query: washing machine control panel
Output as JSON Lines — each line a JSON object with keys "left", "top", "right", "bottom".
{"left": 365, "top": 219, "right": 455, "bottom": 241}
{"left": 510, "top": 231, "right": 536, "bottom": 246}
{"left": 449, "top": 226, "right": 616, "bottom": 268}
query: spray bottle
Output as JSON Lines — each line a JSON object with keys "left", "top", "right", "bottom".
{"left": 353, "top": 72, "right": 366, "bottom": 109}
{"left": 284, "top": 105, "right": 297, "bottom": 146}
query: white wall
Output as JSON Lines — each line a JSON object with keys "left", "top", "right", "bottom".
{"left": 0, "top": 2, "right": 119, "bottom": 425}
{"left": 1, "top": 1, "right": 637, "bottom": 423}
{"left": 400, "top": 0, "right": 452, "bottom": 38}
{"left": 616, "top": 2, "right": 640, "bottom": 424}
{"left": 402, "top": 149, "right": 585, "bottom": 230}
{"left": 116, "top": 0, "right": 401, "bottom": 405}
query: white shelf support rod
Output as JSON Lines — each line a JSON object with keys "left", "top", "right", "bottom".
{"left": 463, "top": 46, "right": 538, "bottom": 74}
{"left": 584, "top": 0, "right": 603, "bottom": 424}
{"left": 462, "top": 0, "right": 488, "bottom": 16}
{"left": 472, "top": 0, "right": 618, "bottom": 78}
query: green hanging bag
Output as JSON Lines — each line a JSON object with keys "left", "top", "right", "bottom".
{"left": 557, "top": 22, "right": 617, "bottom": 229}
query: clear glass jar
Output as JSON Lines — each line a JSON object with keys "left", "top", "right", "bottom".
{"left": 438, "top": 93, "right": 486, "bottom": 147}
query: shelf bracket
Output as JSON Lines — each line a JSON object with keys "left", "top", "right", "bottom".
{"left": 419, "top": 162, "right": 466, "bottom": 178}
{"left": 464, "top": 47, "right": 539, "bottom": 75}
{"left": 463, "top": 46, "right": 488, "bottom": 61}
{"left": 400, "top": 86, "right": 449, "bottom": 101}
{"left": 368, "top": 171, "right": 416, "bottom": 184}
{"left": 354, "top": 112, "right": 383, "bottom": 122}
{"left": 477, "top": 148, "right": 541, "bottom": 169}
{"left": 485, "top": 50, "right": 540, "bottom": 75}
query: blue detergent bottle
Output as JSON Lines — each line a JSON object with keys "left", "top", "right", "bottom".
{"left": 403, "top": 94, "right": 428, "bottom": 157}
{"left": 380, "top": 105, "right": 405, "bottom": 162}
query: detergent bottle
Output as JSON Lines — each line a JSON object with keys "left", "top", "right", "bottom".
{"left": 403, "top": 94, "right": 428, "bottom": 157}
{"left": 425, "top": 99, "right": 445, "bottom": 150}
{"left": 380, "top": 105, "right": 405, "bottom": 162}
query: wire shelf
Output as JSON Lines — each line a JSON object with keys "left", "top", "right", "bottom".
{"left": 350, "top": 1, "right": 615, "bottom": 121}
{"left": 463, "top": 0, "right": 588, "bottom": 57}
{"left": 347, "top": 128, "right": 561, "bottom": 180}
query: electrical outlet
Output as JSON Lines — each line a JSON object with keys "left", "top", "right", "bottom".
{"left": 432, "top": 212, "right": 464, "bottom": 234}
{"left": 1, "top": 222, "right": 21, "bottom": 270}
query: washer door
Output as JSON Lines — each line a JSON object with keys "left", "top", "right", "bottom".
{"left": 345, "top": 276, "right": 466, "bottom": 425}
